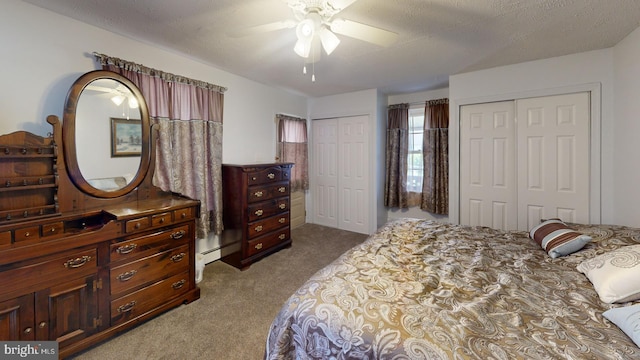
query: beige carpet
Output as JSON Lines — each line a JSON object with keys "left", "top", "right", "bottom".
{"left": 71, "top": 223, "right": 368, "bottom": 360}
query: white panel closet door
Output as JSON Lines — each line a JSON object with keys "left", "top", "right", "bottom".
{"left": 459, "top": 92, "right": 590, "bottom": 231}
{"left": 312, "top": 119, "right": 338, "bottom": 228}
{"left": 516, "top": 92, "right": 590, "bottom": 229}
{"left": 337, "top": 115, "right": 369, "bottom": 234}
{"left": 311, "top": 116, "right": 370, "bottom": 234}
{"left": 460, "top": 101, "right": 517, "bottom": 230}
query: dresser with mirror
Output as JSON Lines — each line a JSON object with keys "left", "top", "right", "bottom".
{"left": 0, "top": 70, "right": 200, "bottom": 358}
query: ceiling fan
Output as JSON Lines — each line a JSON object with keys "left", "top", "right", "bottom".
{"left": 232, "top": 0, "right": 398, "bottom": 61}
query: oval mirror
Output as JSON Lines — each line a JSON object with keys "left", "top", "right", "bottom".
{"left": 63, "top": 70, "right": 151, "bottom": 198}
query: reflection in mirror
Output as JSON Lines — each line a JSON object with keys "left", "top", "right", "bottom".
{"left": 75, "top": 78, "right": 141, "bottom": 191}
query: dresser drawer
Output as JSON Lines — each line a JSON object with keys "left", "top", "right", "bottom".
{"left": 14, "top": 226, "right": 40, "bottom": 243}
{"left": 125, "top": 216, "right": 151, "bottom": 233}
{"left": 247, "top": 198, "right": 289, "bottom": 222}
{"left": 0, "top": 231, "right": 11, "bottom": 248}
{"left": 247, "top": 228, "right": 290, "bottom": 257}
{"left": 174, "top": 207, "right": 194, "bottom": 222}
{"left": 151, "top": 212, "right": 171, "bottom": 227}
{"left": 0, "top": 247, "right": 97, "bottom": 295}
{"left": 110, "top": 271, "right": 191, "bottom": 326}
{"left": 41, "top": 221, "right": 64, "bottom": 238}
{"left": 110, "top": 244, "right": 190, "bottom": 296}
{"left": 247, "top": 166, "right": 290, "bottom": 186}
{"left": 110, "top": 224, "right": 190, "bottom": 263}
{"left": 248, "top": 182, "right": 289, "bottom": 203}
{"left": 247, "top": 212, "right": 289, "bottom": 239}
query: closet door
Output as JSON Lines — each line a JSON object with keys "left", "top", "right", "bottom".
{"left": 312, "top": 119, "right": 338, "bottom": 228}
{"left": 337, "top": 115, "right": 369, "bottom": 234}
{"left": 311, "top": 116, "right": 370, "bottom": 234}
{"left": 460, "top": 101, "right": 517, "bottom": 230}
{"left": 516, "top": 92, "right": 590, "bottom": 229}
{"left": 460, "top": 92, "right": 590, "bottom": 231}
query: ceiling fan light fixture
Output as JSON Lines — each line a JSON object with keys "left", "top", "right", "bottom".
{"left": 128, "top": 96, "right": 139, "bottom": 109}
{"left": 294, "top": 38, "right": 311, "bottom": 58}
{"left": 111, "top": 95, "right": 125, "bottom": 106}
{"left": 296, "top": 18, "right": 315, "bottom": 41}
{"left": 319, "top": 27, "right": 340, "bottom": 55}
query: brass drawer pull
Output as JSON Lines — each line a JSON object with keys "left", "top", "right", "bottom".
{"left": 171, "top": 253, "right": 186, "bottom": 263}
{"left": 279, "top": 233, "right": 286, "bottom": 240}
{"left": 278, "top": 217, "right": 286, "bottom": 224}
{"left": 255, "top": 243, "right": 263, "bottom": 250}
{"left": 254, "top": 191, "right": 264, "bottom": 198}
{"left": 116, "top": 243, "right": 137, "bottom": 254}
{"left": 24, "top": 327, "right": 32, "bottom": 334}
{"left": 267, "top": 173, "right": 275, "bottom": 179}
{"left": 279, "top": 203, "right": 286, "bottom": 210}
{"left": 64, "top": 255, "right": 91, "bottom": 268}
{"left": 251, "top": 176, "right": 257, "bottom": 181}
{"left": 254, "top": 225, "right": 263, "bottom": 232}
{"left": 134, "top": 222, "right": 141, "bottom": 229}
{"left": 116, "top": 270, "right": 137, "bottom": 282}
{"left": 170, "top": 230, "right": 186, "bottom": 240}
{"left": 254, "top": 209, "right": 263, "bottom": 216}
{"left": 38, "top": 321, "right": 47, "bottom": 329}
{"left": 278, "top": 187, "right": 286, "bottom": 193}
{"left": 172, "top": 279, "right": 186, "bottom": 290}
{"left": 117, "top": 301, "right": 137, "bottom": 313}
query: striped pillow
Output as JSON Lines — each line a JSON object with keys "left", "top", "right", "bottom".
{"left": 529, "top": 219, "right": 591, "bottom": 258}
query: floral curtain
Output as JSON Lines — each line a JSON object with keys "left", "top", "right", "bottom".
{"left": 276, "top": 114, "right": 308, "bottom": 192}
{"left": 384, "top": 103, "right": 409, "bottom": 208}
{"left": 421, "top": 98, "right": 449, "bottom": 214}
{"left": 94, "top": 53, "right": 227, "bottom": 238}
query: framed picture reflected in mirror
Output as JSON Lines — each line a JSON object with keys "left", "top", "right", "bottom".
{"left": 111, "top": 117, "right": 142, "bottom": 157}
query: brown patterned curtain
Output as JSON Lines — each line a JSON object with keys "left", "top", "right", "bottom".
{"left": 94, "top": 53, "right": 226, "bottom": 238}
{"left": 421, "top": 98, "right": 449, "bottom": 214}
{"left": 276, "top": 114, "right": 308, "bottom": 192}
{"left": 384, "top": 103, "right": 409, "bottom": 208}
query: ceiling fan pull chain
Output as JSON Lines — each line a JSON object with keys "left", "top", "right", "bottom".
{"left": 312, "top": 48, "right": 316, "bottom": 82}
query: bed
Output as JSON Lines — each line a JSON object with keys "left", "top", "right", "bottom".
{"left": 265, "top": 218, "right": 640, "bottom": 359}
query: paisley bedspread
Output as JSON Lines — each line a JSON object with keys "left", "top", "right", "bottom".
{"left": 265, "top": 219, "right": 640, "bottom": 359}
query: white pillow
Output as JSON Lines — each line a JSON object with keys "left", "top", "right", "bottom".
{"left": 603, "top": 304, "right": 640, "bottom": 347}
{"left": 577, "top": 245, "right": 640, "bottom": 303}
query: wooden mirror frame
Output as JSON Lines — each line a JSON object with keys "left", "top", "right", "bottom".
{"left": 63, "top": 70, "right": 151, "bottom": 198}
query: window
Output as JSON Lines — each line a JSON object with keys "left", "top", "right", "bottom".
{"left": 407, "top": 107, "right": 424, "bottom": 192}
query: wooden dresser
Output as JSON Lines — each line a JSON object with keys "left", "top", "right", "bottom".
{"left": 221, "top": 163, "right": 293, "bottom": 270}
{"left": 0, "top": 71, "right": 201, "bottom": 359}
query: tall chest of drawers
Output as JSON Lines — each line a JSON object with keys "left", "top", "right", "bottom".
{"left": 221, "top": 163, "right": 293, "bottom": 270}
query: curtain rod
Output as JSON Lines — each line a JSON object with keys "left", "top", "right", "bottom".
{"left": 388, "top": 98, "right": 449, "bottom": 108}
{"left": 93, "top": 52, "right": 228, "bottom": 93}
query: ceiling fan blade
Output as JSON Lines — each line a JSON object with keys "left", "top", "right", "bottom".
{"left": 228, "top": 20, "right": 296, "bottom": 38}
{"left": 330, "top": 19, "right": 397, "bottom": 47}
{"left": 328, "top": 0, "right": 359, "bottom": 12}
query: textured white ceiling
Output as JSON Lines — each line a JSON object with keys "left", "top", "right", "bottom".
{"left": 22, "top": 0, "right": 640, "bottom": 97}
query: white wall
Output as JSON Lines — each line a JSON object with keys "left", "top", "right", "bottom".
{"left": 449, "top": 49, "right": 615, "bottom": 225}
{"left": 386, "top": 88, "right": 450, "bottom": 223}
{"left": 613, "top": 26, "right": 640, "bottom": 227}
{"left": 1, "top": 0, "right": 307, "bottom": 261}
